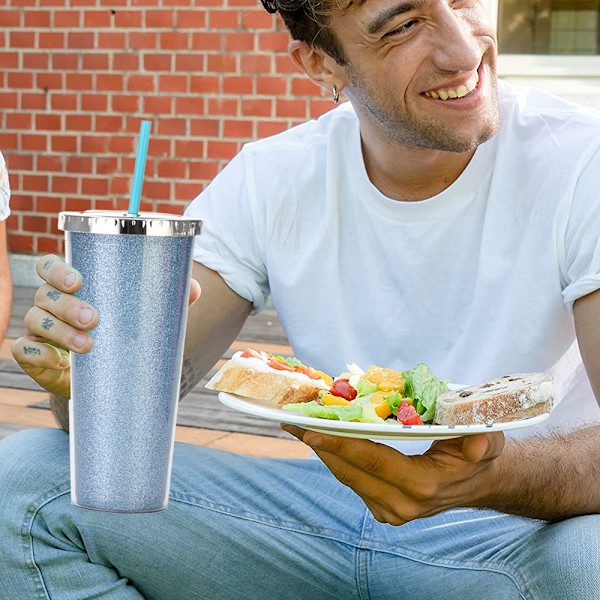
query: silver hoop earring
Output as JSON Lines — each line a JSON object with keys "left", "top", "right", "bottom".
{"left": 332, "top": 85, "right": 340, "bottom": 104}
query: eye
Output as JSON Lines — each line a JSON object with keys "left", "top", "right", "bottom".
{"left": 384, "top": 19, "right": 419, "bottom": 37}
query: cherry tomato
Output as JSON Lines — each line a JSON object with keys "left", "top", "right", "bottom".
{"left": 240, "top": 349, "right": 261, "bottom": 359}
{"left": 329, "top": 379, "right": 358, "bottom": 401}
{"left": 396, "top": 401, "right": 423, "bottom": 425}
{"left": 267, "top": 358, "right": 295, "bottom": 372}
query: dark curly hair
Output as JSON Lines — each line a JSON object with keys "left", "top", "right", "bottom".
{"left": 260, "top": 0, "right": 350, "bottom": 65}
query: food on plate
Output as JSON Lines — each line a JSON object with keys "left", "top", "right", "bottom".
{"left": 433, "top": 372, "right": 553, "bottom": 425}
{"left": 283, "top": 363, "right": 450, "bottom": 425}
{"left": 205, "top": 349, "right": 333, "bottom": 406}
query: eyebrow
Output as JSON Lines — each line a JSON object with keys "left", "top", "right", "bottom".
{"left": 366, "top": 0, "right": 427, "bottom": 35}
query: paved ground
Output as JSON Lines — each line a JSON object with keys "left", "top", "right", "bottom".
{"left": 0, "top": 286, "right": 312, "bottom": 459}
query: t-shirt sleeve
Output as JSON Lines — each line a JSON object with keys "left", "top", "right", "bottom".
{"left": 0, "top": 152, "right": 10, "bottom": 221}
{"left": 561, "top": 145, "right": 600, "bottom": 310}
{"left": 183, "top": 149, "right": 269, "bottom": 314}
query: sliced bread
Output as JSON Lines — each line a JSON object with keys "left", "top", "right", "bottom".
{"left": 434, "top": 372, "right": 553, "bottom": 425}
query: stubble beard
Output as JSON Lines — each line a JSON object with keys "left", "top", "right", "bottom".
{"left": 345, "top": 62, "right": 501, "bottom": 153}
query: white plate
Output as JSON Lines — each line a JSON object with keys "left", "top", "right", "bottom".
{"left": 218, "top": 392, "right": 551, "bottom": 440}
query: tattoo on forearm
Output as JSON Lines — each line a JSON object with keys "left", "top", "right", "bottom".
{"left": 41, "top": 317, "right": 54, "bottom": 331}
{"left": 47, "top": 290, "right": 61, "bottom": 301}
{"left": 42, "top": 259, "right": 53, "bottom": 270}
{"left": 23, "top": 346, "right": 42, "bottom": 356}
{"left": 179, "top": 357, "right": 198, "bottom": 401}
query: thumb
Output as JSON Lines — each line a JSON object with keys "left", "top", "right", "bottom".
{"left": 188, "top": 278, "right": 201, "bottom": 307}
{"left": 462, "top": 432, "right": 505, "bottom": 463}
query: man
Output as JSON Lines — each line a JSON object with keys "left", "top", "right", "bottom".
{"left": 0, "top": 151, "right": 12, "bottom": 345}
{"left": 3, "top": 0, "right": 600, "bottom": 598}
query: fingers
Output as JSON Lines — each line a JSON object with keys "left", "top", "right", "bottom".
{"left": 462, "top": 432, "right": 505, "bottom": 463}
{"left": 11, "top": 337, "right": 70, "bottom": 370}
{"left": 34, "top": 283, "right": 99, "bottom": 331}
{"left": 189, "top": 278, "right": 201, "bottom": 307}
{"left": 36, "top": 254, "right": 82, "bottom": 292}
{"left": 24, "top": 306, "right": 94, "bottom": 353}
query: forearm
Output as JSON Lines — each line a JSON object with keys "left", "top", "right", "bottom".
{"left": 477, "top": 425, "right": 600, "bottom": 520}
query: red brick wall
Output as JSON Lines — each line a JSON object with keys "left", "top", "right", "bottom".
{"left": 0, "top": 0, "right": 332, "bottom": 256}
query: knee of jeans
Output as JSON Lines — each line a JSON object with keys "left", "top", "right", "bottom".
{"left": 0, "top": 428, "right": 70, "bottom": 510}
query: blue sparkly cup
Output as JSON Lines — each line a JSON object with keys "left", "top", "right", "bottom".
{"left": 59, "top": 211, "right": 202, "bottom": 513}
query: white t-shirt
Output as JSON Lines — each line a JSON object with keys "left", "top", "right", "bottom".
{"left": 0, "top": 152, "right": 10, "bottom": 221}
{"left": 185, "top": 81, "right": 600, "bottom": 450}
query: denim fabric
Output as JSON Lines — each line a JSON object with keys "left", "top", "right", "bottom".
{"left": 0, "top": 428, "right": 598, "bottom": 600}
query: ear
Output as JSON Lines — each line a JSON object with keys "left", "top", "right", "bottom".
{"left": 288, "top": 39, "right": 344, "bottom": 95}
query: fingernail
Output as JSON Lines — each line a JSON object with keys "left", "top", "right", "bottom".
{"left": 79, "top": 308, "right": 93, "bottom": 324}
{"left": 73, "top": 333, "right": 87, "bottom": 348}
{"left": 59, "top": 354, "right": 70, "bottom": 368}
{"left": 64, "top": 272, "right": 76, "bottom": 287}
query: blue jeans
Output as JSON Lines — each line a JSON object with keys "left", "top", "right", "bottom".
{"left": 0, "top": 428, "right": 598, "bottom": 600}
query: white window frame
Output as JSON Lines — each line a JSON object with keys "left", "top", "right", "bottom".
{"left": 482, "top": 0, "right": 600, "bottom": 77}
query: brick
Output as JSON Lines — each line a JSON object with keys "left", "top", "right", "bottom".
{"left": 256, "top": 76, "right": 287, "bottom": 95}
{"left": 144, "top": 54, "right": 172, "bottom": 71}
{"left": 176, "top": 10, "right": 206, "bottom": 28}
{"left": 257, "top": 120, "right": 287, "bottom": 138}
{"left": 21, "top": 93, "right": 47, "bottom": 110}
{"left": 190, "top": 32, "right": 222, "bottom": 51}
{"left": 206, "top": 54, "right": 237, "bottom": 72}
{"left": 1, "top": 10, "right": 21, "bottom": 26}
{"left": 146, "top": 10, "right": 174, "bottom": 28}
{"left": 98, "top": 32, "right": 126, "bottom": 48}
{"left": 65, "top": 197, "right": 91, "bottom": 212}
{"left": 68, "top": 32, "right": 95, "bottom": 49}
{"left": 207, "top": 140, "right": 238, "bottom": 160}
{"left": 37, "top": 236, "right": 61, "bottom": 254}
{"left": 174, "top": 140, "right": 203, "bottom": 158}
{"left": 5, "top": 113, "right": 32, "bottom": 130}
{"left": 143, "top": 180, "right": 170, "bottom": 200}
{"left": 190, "top": 75, "right": 220, "bottom": 94}
{"left": 208, "top": 10, "right": 238, "bottom": 29}
{"left": 37, "top": 72, "right": 63, "bottom": 90}
{"left": 223, "top": 76, "right": 253, "bottom": 94}
{"left": 51, "top": 135, "right": 78, "bottom": 152}
{"left": 96, "top": 115, "right": 123, "bottom": 132}
{"left": 8, "top": 234, "right": 34, "bottom": 253}
{"left": 175, "top": 182, "right": 200, "bottom": 200}
{"left": 83, "top": 9, "right": 111, "bottom": 27}
{"left": 37, "top": 31, "right": 65, "bottom": 50}
{"left": 53, "top": 176, "right": 79, "bottom": 193}
{"left": 8, "top": 195, "right": 34, "bottom": 211}
{"left": 0, "top": 52, "right": 19, "bottom": 68}
{"left": 129, "top": 32, "right": 157, "bottom": 50}
{"left": 229, "top": 0, "right": 260, "bottom": 6}
{"left": 114, "top": 10, "right": 142, "bottom": 27}
{"left": 81, "top": 135, "right": 110, "bottom": 154}
{"left": 157, "top": 160, "right": 186, "bottom": 179}
{"left": 35, "top": 196, "right": 63, "bottom": 213}
{"left": 207, "top": 97, "right": 237, "bottom": 116}
{"left": 24, "top": 10, "right": 51, "bottom": 27}
{"left": 224, "top": 32, "right": 254, "bottom": 52}
{"left": 148, "top": 138, "right": 171, "bottom": 156}
{"left": 66, "top": 73, "right": 93, "bottom": 90}
{"left": 82, "top": 53, "right": 110, "bottom": 70}
{"left": 36, "top": 156, "right": 64, "bottom": 172}
{"left": 111, "top": 95, "right": 139, "bottom": 112}
{"left": 82, "top": 178, "right": 109, "bottom": 196}
{"left": 96, "top": 74, "right": 123, "bottom": 92}
{"left": 81, "top": 94, "right": 108, "bottom": 111}
{"left": 127, "top": 74, "right": 156, "bottom": 92}
{"left": 95, "top": 156, "right": 119, "bottom": 175}
{"left": 175, "top": 53, "right": 205, "bottom": 72}
{"left": 240, "top": 98, "right": 272, "bottom": 117}
{"left": 291, "top": 77, "right": 320, "bottom": 96}
{"left": 160, "top": 31, "right": 189, "bottom": 50}
{"left": 190, "top": 118, "right": 220, "bottom": 136}
{"left": 0, "top": 92, "right": 18, "bottom": 109}
{"left": 109, "top": 177, "right": 130, "bottom": 195}
{"left": 309, "top": 99, "right": 333, "bottom": 117}
{"left": 51, "top": 53, "right": 78, "bottom": 70}
{"left": 22, "top": 216, "right": 49, "bottom": 232}
{"left": 143, "top": 95, "right": 172, "bottom": 114}
{"left": 258, "top": 32, "right": 290, "bottom": 51}
{"left": 35, "top": 114, "right": 62, "bottom": 130}
{"left": 241, "top": 10, "right": 274, "bottom": 29}
{"left": 107, "top": 136, "right": 133, "bottom": 153}
{"left": 0, "top": 133, "right": 18, "bottom": 150}
{"left": 54, "top": 10, "right": 81, "bottom": 27}
{"left": 175, "top": 96, "right": 204, "bottom": 115}
{"left": 10, "top": 31, "right": 35, "bottom": 48}
{"left": 275, "top": 99, "right": 307, "bottom": 118}
{"left": 223, "top": 119, "right": 253, "bottom": 139}
{"left": 157, "top": 118, "right": 187, "bottom": 136}
{"left": 7, "top": 72, "right": 33, "bottom": 88}
{"left": 23, "top": 52, "right": 49, "bottom": 69}
{"left": 275, "top": 55, "right": 300, "bottom": 73}
{"left": 71, "top": 0, "right": 97, "bottom": 6}
{"left": 66, "top": 156, "right": 93, "bottom": 173}
{"left": 240, "top": 54, "right": 272, "bottom": 73}
{"left": 158, "top": 74, "right": 188, "bottom": 93}
{"left": 113, "top": 53, "right": 139, "bottom": 71}
{"left": 51, "top": 93, "right": 78, "bottom": 111}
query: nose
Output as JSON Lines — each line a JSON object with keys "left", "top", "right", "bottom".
{"left": 430, "top": 6, "right": 482, "bottom": 73}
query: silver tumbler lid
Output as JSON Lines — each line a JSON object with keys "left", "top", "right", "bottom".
{"left": 58, "top": 211, "right": 202, "bottom": 237}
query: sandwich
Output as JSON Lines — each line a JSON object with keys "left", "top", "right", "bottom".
{"left": 434, "top": 372, "right": 553, "bottom": 425}
{"left": 205, "top": 348, "right": 333, "bottom": 406}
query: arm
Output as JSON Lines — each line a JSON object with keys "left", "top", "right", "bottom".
{"left": 0, "top": 221, "right": 12, "bottom": 344}
{"left": 284, "top": 288, "right": 600, "bottom": 524}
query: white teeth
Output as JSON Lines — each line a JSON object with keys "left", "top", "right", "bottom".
{"left": 425, "top": 71, "right": 480, "bottom": 101}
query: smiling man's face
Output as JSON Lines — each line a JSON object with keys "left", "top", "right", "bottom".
{"left": 329, "top": 0, "right": 500, "bottom": 152}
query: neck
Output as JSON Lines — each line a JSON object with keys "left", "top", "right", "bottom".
{"left": 359, "top": 122, "right": 476, "bottom": 202}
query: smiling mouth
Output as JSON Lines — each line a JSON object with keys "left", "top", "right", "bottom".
{"left": 422, "top": 70, "right": 480, "bottom": 101}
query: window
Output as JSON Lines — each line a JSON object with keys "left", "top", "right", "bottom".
{"left": 482, "top": 0, "right": 600, "bottom": 75}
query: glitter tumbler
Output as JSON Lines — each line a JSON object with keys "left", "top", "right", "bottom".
{"left": 59, "top": 211, "right": 202, "bottom": 513}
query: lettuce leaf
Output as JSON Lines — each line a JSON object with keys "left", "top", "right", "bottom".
{"left": 356, "top": 379, "right": 378, "bottom": 397}
{"left": 282, "top": 401, "right": 363, "bottom": 421}
{"left": 402, "top": 363, "right": 449, "bottom": 424}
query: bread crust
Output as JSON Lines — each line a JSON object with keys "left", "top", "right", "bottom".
{"left": 434, "top": 373, "right": 553, "bottom": 425}
{"left": 206, "top": 361, "right": 323, "bottom": 406}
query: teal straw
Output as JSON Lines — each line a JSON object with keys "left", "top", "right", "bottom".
{"left": 127, "top": 120, "right": 152, "bottom": 217}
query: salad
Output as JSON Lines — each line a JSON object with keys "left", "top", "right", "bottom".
{"left": 282, "top": 363, "right": 449, "bottom": 425}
